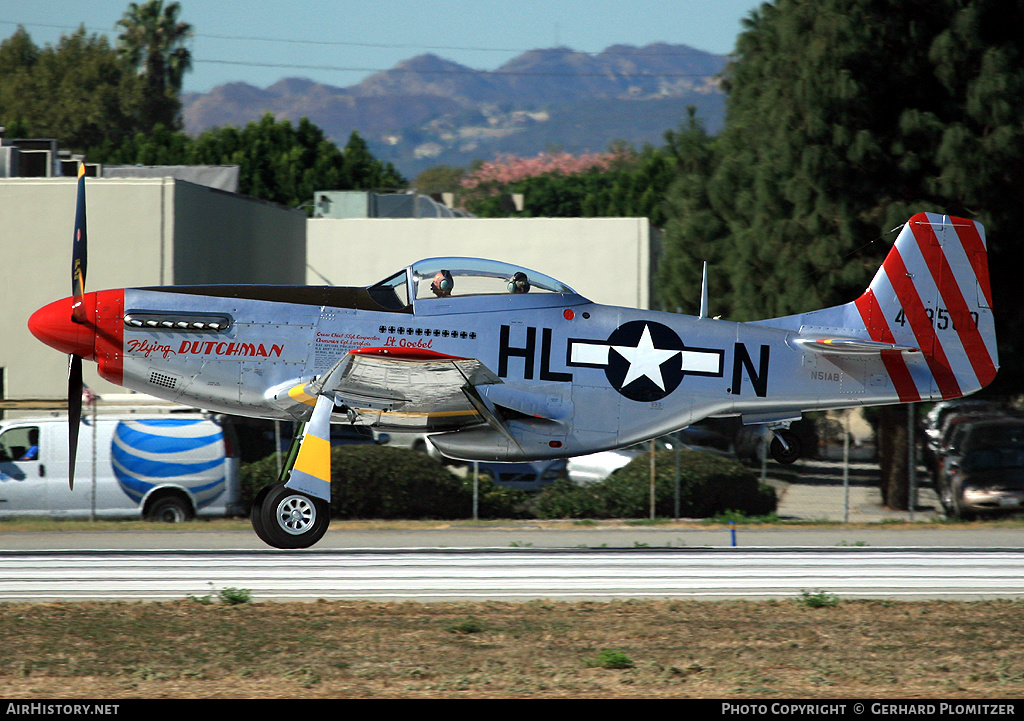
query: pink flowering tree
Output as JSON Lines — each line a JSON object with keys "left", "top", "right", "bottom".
{"left": 457, "top": 149, "right": 638, "bottom": 217}
{"left": 461, "top": 150, "right": 628, "bottom": 190}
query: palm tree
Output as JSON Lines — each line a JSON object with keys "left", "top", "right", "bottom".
{"left": 116, "top": 0, "right": 192, "bottom": 129}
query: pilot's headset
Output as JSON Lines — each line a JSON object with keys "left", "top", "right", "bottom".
{"left": 507, "top": 271, "right": 530, "bottom": 294}
{"left": 431, "top": 270, "right": 454, "bottom": 296}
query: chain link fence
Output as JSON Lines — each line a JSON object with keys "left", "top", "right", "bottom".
{"left": 740, "top": 407, "right": 941, "bottom": 523}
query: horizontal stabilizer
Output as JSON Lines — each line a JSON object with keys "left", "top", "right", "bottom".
{"left": 793, "top": 337, "right": 920, "bottom": 354}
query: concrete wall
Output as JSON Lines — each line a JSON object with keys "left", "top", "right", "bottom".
{"left": 171, "top": 181, "right": 306, "bottom": 285}
{"left": 1, "top": 178, "right": 305, "bottom": 402}
{"left": 306, "top": 217, "right": 651, "bottom": 309}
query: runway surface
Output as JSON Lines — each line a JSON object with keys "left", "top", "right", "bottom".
{"left": 1, "top": 546, "right": 1022, "bottom": 602}
{"left": 3, "top": 523, "right": 1024, "bottom": 550}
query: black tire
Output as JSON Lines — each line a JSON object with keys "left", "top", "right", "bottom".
{"left": 251, "top": 483, "right": 330, "bottom": 549}
{"left": 770, "top": 430, "right": 802, "bottom": 464}
{"left": 950, "top": 488, "right": 976, "bottom": 521}
{"left": 939, "top": 485, "right": 956, "bottom": 517}
{"left": 146, "top": 494, "right": 194, "bottom": 523}
{"left": 250, "top": 484, "right": 271, "bottom": 542}
{"left": 937, "top": 477, "right": 959, "bottom": 517}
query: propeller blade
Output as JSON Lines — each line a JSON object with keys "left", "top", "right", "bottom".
{"left": 67, "top": 162, "right": 88, "bottom": 490}
{"left": 71, "top": 163, "right": 88, "bottom": 324}
{"left": 67, "top": 354, "right": 83, "bottom": 490}
{"left": 66, "top": 163, "right": 91, "bottom": 489}
{"left": 283, "top": 394, "right": 335, "bottom": 502}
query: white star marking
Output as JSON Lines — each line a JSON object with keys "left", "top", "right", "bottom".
{"left": 610, "top": 324, "right": 681, "bottom": 390}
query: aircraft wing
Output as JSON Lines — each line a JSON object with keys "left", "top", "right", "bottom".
{"left": 288, "top": 346, "right": 571, "bottom": 448}
{"left": 307, "top": 347, "right": 499, "bottom": 431}
{"left": 280, "top": 348, "right": 508, "bottom": 503}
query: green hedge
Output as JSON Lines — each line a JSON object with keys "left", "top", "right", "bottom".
{"left": 532, "top": 448, "right": 777, "bottom": 519}
{"left": 241, "top": 445, "right": 775, "bottom": 521}
{"left": 241, "top": 445, "right": 530, "bottom": 519}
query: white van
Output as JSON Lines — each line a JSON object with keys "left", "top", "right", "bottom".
{"left": 0, "top": 414, "right": 242, "bottom": 521}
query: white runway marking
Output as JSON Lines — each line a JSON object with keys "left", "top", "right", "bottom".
{"left": 0, "top": 548, "right": 1021, "bottom": 602}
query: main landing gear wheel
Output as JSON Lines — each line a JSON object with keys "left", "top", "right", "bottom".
{"left": 251, "top": 482, "right": 330, "bottom": 549}
{"left": 769, "top": 429, "right": 802, "bottom": 465}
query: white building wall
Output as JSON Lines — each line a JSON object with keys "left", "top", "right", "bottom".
{"left": 306, "top": 217, "right": 651, "bottom": 310}
{"left": 1, "top": 178, "right": 305, "bottom": 402}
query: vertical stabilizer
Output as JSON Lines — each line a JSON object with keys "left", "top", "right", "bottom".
{"left": 853, "top": 213, "right": 998, "bottom": 401}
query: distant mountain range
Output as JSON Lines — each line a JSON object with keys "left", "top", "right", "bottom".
{"left": 181, "top": 43, "right": 729, "bottom": 180}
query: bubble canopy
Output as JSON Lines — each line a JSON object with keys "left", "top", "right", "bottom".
{"left": 366, "top": 257, "right": 581, "bottom": 313}
{"left": 410, "top": 257, "right": 576, "bottom": 299}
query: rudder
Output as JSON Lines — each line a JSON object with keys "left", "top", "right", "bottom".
{"left": 854, "top": 212, "right": 998, "bottom": 401}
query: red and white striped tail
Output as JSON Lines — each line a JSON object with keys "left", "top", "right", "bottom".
{"left": 854, "top": 212, "right": 998, "bottom": 402}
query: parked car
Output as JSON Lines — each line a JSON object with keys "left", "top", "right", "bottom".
{"left": 382, "top": 431, "right": 448, "bottom": 461}
{"left": 927, "top": 410, "right": 1007, "bottom": 482}
{"left": 0, "top": 413, "right": 242, "bottom": 521}
{"left": 275, "top": 422, "right": 389, "bottom": 452}
{"left": 673, "top": 425, "right": 734, "bottom": 456}
{"left": 936, "top": 417, "right": 1024, "bottom": 519}
{"left": 567, "top": 446, "right": 641, "bottom": 484}
{"left": 475, "top": 459, "right": 567, "bottom": 491}
{"left": 923, "top": 399, "right": 1000, "bottom": 452}
{"left": 734, "top": 425, "right": 771, "bottom": 463}
{"left": 330, "top": 424, "right": 389, "bottom": 447}
{"left": 567, "top": 427, "right": 733, "bottom": 484}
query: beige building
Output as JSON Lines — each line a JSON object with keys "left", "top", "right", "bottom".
{"left": 1, "top": 177, "right": 306, "bottom": 402}
{"left": 2, "top": 180, "right": 653, "bottom": 406}
{"left": 306, "top": 217, "right": 653, "bottom": 309}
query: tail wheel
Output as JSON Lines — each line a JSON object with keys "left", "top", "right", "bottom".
{"left": 770, "top": 430, "right": 802, "bottom": 464}
{"left": 251, "top": 483, "right": 330, "bottom": 549}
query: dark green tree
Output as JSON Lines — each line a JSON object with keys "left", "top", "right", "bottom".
{"left": 337, "top": 131, "right": 405, "bottom": 190}
{"left": 93, "top": 114, "right": 406, "bottom": 207}
{"left": 412, "top": 164, "right": 466, "bottom": 197}
{"left": 922, "top": 0, "right": 1024, "bottom": 391}
{"left": 662, "top": 0, "right": 958, "bottom": 322}
{"left": 658, "top": 0, "right": 1024, "bottom": 509}
{"left": 0, "top": 26, "right": 143, "bottom": 151}
{"left": 0, "top": 25, "right": 38, "bottom": 73}
{"left": 656, "top": 109, "right": 728, "bottom": 314}
{"left": 116, "top": 0, "right": 192, "bottom": 131}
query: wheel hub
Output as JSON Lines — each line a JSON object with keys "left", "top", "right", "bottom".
{"left": 275, "top": 494, "right": 317, "bottom": 535}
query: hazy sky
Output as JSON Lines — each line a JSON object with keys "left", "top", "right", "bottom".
{"left": 2, "top": 0, "right": 764, "bottom": 93}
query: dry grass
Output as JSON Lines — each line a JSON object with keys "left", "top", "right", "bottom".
{"left": 3, "top": 518, "right": 1024, "bottom": 698}
{"left": 1, "top": 597, "right": 1023, "bottom": 698}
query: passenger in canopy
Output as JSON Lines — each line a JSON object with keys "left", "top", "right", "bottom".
{"left": 431, "top": 270, "right": 453, "bottom": 297}
{"left": 507, "top": 272, "right": 530, "bottom": 294}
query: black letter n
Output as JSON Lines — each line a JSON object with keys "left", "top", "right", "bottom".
{"left": 731, "top": 343, "right": 770, "bottom": 397}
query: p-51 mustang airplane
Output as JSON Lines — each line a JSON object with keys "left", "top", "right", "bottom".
{"left": 29, "top": 165, "right": 998, "bottom": 547}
